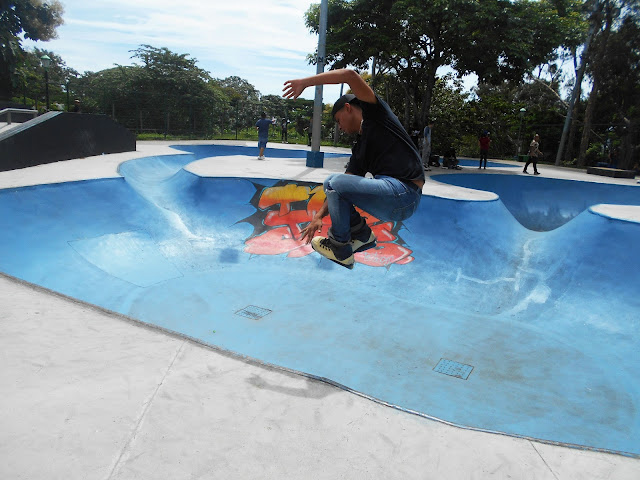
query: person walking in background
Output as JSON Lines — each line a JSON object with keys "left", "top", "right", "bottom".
{"left": 523, "top": 134, "right": 542, "bottom": 175}
{"left": 478, "top": 131, "right": 490, "bottom": 169}
{"left": 255, "top": 112, "right": 272, "bottom": 160}
{"left": 421, "top": 119, "right": 434, "bottom": 169}
{"left": 280, "top": 118, "right": 288, "bottom": 143}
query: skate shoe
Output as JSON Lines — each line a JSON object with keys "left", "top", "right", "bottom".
{"left": 350, "top": 224, "right": 377, "bottom": 253}
{"left": 311, "top": 236, "right": 354, "bottom": 269}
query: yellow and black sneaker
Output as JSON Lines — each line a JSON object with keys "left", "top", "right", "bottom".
{"left": 351, "top": 224, "right": 377, "bottom": 253}
{"left": 311, "top": 236, "right": 354, "bottom": 269}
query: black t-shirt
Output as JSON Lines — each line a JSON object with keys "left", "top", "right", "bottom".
{"left": 345, "top": 95, "right": 425, "bottom": 183}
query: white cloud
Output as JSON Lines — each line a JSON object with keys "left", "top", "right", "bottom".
{"left": 25, "top": 0, "right": 329, "bottom": 98}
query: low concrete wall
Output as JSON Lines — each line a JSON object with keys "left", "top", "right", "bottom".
{"left": 0, "top": 113, "right": 135, "bottom": 171}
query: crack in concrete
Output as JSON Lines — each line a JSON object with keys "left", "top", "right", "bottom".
{"left": 105, "top": 341, "right": 185, "bottom": 480}
{"left": 530, "top": 441, "right": 560, "bottom": 480}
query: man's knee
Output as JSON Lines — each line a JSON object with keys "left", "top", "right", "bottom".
{"left": 324, "top": 173, "right": 348, "bottom": 192}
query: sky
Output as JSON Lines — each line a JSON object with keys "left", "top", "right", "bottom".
{"left": 24, "top": 0, "right": 345, "bottom": 101}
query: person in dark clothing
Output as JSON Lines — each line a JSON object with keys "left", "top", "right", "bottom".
{"left": 255, "top": 112, "right": 272, "bottom": 160}
{"left": 283, "top": 69, "right": 425, "bottom": 269}
{"left": 478, "top": 131, "right": 490, "bottom": 169}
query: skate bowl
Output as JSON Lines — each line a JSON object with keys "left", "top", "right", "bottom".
{"left": 433, "top": 172, "right": 640, "bottom": 231}
{"left": 0, "top": 145, "right": 638, "bottom": 457}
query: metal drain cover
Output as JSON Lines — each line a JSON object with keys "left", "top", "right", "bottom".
{"left": 235, "top": 305, "right": 272, "bottom": 320}
{"left": 433, "top": 358, "right": 474, "bottom": 380}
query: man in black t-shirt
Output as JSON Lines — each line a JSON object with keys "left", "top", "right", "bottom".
{"left": 283, "top": 69, "right": 424, "bottom": 269}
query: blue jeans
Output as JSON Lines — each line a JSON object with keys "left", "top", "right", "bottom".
{"left": 323, "top": 174, "right": 421, "bottom": 244}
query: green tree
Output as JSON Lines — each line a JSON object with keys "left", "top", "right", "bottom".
{"left": 128, "top": 45, "right": 219, "bottom": 134}
{"left": 216, "top": 75, "right": 260, "bottom": 134}
{"left": 306, "top": 0, "right": 576, "bottom": 128}
{"left": 578, "top": 11, "right": 640, "bottom": 169}
{"left": 551, "top": 0, "right": 595, "bottom": 164}
{"left": 260, "top": 94, "right": 287, "bottom": 120}
{"left": 0, "top": 0, "right": 64, "bottom": 100}
{"left": 577, "top": 0, "right": 640, "bottom": 167}
{"left": 14, "top": 47, "right": 77, "bottom": 109}
{"left": 76, "top": 45, "right": 229, "bottom": 136}
{"left": 429, "top": 75, "right": 473, "bottom": 154}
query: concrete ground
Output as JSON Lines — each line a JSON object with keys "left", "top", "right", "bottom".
{"left": 1, "top": 141, "right": 639, "bottom": 479}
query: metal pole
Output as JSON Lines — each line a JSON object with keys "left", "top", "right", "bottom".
{"left": 517, "top": 115, "right": 523, "bottom": 156}
{"left": 333, "top": 83, "right": 344, "bottom": 145}
{"left": 44, "top": 69, "right": 50, "bottom": 111}
{"left": 310, "top": 0, "right": 328, "bottom": 152}
{"left": 516, "top": 108, "right": 526, "bottom": 157}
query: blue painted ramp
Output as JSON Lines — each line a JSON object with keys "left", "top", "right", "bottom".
{"left": 171, "top": 143, "right": 349, "bottom": 160}
{"left": 1, "top": 146, "right": 639, "bottom": 457}
{"left": 456, "top": 157, "right": 520, "bottom": 169}
{"left": 433, "top": 172, "right": 640, "bottom": 230}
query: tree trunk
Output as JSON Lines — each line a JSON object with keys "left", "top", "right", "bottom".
{"left": 555, "top": 1, "right": 601, "bottom": 166}
{"left": 577, "top": 2, "right": 613, "bottom": 167}
{"left": 577, "top": 76, "right": 598, "bottom": 167}
{"left": 402, "top": 84, "right": 411, "bottom": 128}
{"left": 419, "top": 78, "right": 434, "bottom": 126}
{"left": 620, "top": 116, "right": 634, "bottom": 170}
{"left": 564, "top": 52, "right": 582, "bottom": 164}
{"left": 564, "top": 101, "right": 579, "bottom": 163}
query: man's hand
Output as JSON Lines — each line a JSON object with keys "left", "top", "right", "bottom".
{"left": 300, "top": 218, "right": 324, "bottom": 244}
{"left": 283, "top": 79, "right": 307, "bottom": 100}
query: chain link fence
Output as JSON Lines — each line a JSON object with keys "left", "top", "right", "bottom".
{"left": 75, "top": 89, "right": 351, "bottom": 147}
{"left": 17, "top": 80, "right": 637, "bottom": 168}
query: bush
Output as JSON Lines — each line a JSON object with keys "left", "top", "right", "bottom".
{"left": 584, "top": 144, "right": 605, "bottom": 166}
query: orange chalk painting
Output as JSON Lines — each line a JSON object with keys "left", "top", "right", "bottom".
{"left": 242, "top": 180, "right": 414, "bottom": 267}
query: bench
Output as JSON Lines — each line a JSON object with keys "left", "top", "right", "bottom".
{"left": 586, "top": 167, "right": 636, "bottom": 179}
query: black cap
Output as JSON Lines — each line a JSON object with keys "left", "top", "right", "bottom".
{"left": 331, "top": 94, "right": 360, "bottom": 117}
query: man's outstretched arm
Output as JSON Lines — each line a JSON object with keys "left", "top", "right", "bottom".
{"left": 283, "top": 69, "right": 376, "bottom": 104}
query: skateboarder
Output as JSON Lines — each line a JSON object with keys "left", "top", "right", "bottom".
{"left": 283, "top": 69, "right": 425, "bottom": 269}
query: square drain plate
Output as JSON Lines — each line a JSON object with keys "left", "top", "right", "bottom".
{"left": 235, "top": 305, "right": 272, "bottom": 320}
{"left": 434, "top": 358, "right": 474, "bottom": 380}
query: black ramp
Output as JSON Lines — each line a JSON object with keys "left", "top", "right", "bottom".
{"left": 0, "top": 112, "right": 135, "bottom": 171}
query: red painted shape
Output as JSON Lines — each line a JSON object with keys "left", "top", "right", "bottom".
{"left": 243, "top": 182, "right": 414, "bottom": 267}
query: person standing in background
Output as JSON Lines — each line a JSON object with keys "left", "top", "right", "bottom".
{"left": 478, "top": 131, "right": 491, "bottom": 169}
{"left": 255, "top": 112, "right": 272, "bottom": 160}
